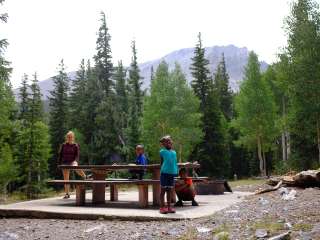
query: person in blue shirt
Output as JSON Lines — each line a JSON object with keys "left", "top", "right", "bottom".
{"left": 159, "top": 135, "right": 178, "bottom": 214}
{"left": 129, "top": 145, "right": 147, "bottom": 180}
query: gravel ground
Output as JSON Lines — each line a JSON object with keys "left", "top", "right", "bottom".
{"left": 0, "top": 185, "right": 319, "bottom": 240}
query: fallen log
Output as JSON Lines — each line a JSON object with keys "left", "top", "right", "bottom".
{"left": 256, "top": 169, "right": 320, "bottom": 194}
{"left": 255, "top": 180, "right": 282, "bottom": 194}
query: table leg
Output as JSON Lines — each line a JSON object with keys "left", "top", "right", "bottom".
{"left": 110, "top": 185, "right": 118, "bottom": 201}
{"left": 76, "top": 184, "right": 86, "bottom": 206}
{"left": 138, "top": 185, "right": 149, "bottom": 208}
{"left": 92, "top": 170, "right": 106, "bottom": 204}
{"left": 152, "top": 169, "right": 160, "bottom": 206}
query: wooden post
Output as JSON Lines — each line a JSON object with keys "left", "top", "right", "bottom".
{"left": 110, "top": 185, "right": 118, "bottom": 201}
{"left": 92, "top": 170, "right": 106, "bottom": 204}
{"left": 76, "top": 184, "right": 86, "bottom": 206}
{"left": 138, "top": 185, "right": 148, "bottom": 208}
{"left": 152, "top": 169, "right": 161, "bottom": 206}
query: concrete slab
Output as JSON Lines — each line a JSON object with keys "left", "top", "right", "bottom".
{"left": 0, "top": 189, "right": 252, "bottom": 221}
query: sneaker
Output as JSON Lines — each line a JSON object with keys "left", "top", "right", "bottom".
{"left": 167, "top": 207, "right": 176, "bottom": 213}
{"left": 63, "top": 193, "right": 70, "bottom": 199}
{"left": 174, "top": 200, "right": 183, "bottom": 207}
{"left": 159, "top": 207, "right": 168, "bottom": 214}
{"left": 192, "top": 200, "right": 199, "bottom": 206}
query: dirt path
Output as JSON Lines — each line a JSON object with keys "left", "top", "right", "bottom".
{"left": 0, "top": 185, "right": 319, "bottom": 240}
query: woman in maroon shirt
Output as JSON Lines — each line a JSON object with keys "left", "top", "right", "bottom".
{"left": 58, "top": 131, "right": 87, "bottom": 199}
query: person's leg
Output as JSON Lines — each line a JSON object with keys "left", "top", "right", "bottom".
{"left": 166, "top": 188, "right": 172, "bottom": 209}
{"left": 62, "top": 169, "right": 70, "bottom": 198}
{"left": 175, "top": 191, "right": 184, "bottom": 207}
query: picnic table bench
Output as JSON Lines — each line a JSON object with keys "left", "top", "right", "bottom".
{"left": 49, "top": 163, "right": 202, "bottom": 208}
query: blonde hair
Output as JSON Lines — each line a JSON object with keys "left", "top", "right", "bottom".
{"left": 65, "top": 131, "right": 75, "bottom": 144}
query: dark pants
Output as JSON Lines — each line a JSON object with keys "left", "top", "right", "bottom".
{"left": 129, "top": 169, "right": 145, "bottom": 180}
{"left": 176, "top": 188, "right": 195, "bottom": 201}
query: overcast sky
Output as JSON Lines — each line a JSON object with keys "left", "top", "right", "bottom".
{"left": 1, "top": 0, "right": 295, "bottom": 88}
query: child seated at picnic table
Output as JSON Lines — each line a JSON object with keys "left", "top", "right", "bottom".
{"left": 129, "top": 145, "right": 147, "bottom": 180}
{"left": 174, "top": 168, "right": 199, "bottom": 207}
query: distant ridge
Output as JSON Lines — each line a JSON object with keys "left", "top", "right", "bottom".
{"left": 13, "top": 45, "right": 268, "bottom": 100}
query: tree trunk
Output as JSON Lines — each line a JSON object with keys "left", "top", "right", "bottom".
{"left": 317, "top": 119, "right": 320, "bottom": 165}
{"left": 257, "top": 136, "right": 265, "bottom": 176}
{"left": 286, "top": 131, "right": 290, "bottom": 160}
{"left": 282, "top": 132, "right": 287, "bottom": 161}
{"left": 179, "top": 144, "right": 182, "bottom": 163}
{"left": 281, "top": 96, "right": 289, "bottom": 162}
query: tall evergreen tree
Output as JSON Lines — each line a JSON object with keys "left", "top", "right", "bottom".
{"left": 92, "top": 12, "right": 119, "bottom": 164}
{"left": 285, "top": 0, "right": 320, "bottom": 167}
{"left": 190, "top": 33, "right": 230, "bottom": 177}
{"left": 82, "top": 60, "right": 100, "bottom": 164}
{"left": 127, "top": 40, "right": 144, "bottom": 154}
{"left": 94, "top": 11, "right": 114, "bottom": 95}
{"left": 48, "top": 60, "right": 70, "bottom": 177}
{"left": 214, "top": 53, "right": 233, "bottom": 121}
{"left": 190, "top": 32, "right": 211, "bottom": 111}
{"left": 19, "top": 74, "right": 29, "bottom": 123}
{"left": 0, "top": 0, "right": 17, "bottom": 200}
{"left": 70, "top": 59, "right": 87, "bottom": 132}
{"left": 114, "top": 61, "right": 129, "bottom": 159}
{"left": 233, "top": 52, "right": 278, "bottom": 176}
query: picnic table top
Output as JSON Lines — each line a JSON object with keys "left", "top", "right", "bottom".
{"left": 58, "top": 162, "right": 200, "bottom": 170}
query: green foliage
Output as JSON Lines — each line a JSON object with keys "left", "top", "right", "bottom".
{"left": 48, "top": 59, "right": 70, "bottom": 177}
{"left": 190, "top": 32, "right": 211, "bottom": 111}
{"left": 114, "top": 61, "right": 129, "bottom": 160}
{"left": 127, "top": 40, "right": 144, "bottom": 157}
{"left": 143, "top": 62, "right": 202, "bottom": 162}
{"left": 285, "top": 0, "right": 320, "bottom": 167}
{"left": 0, "top": 143, "right": 17, "bottom": 201}
{"left": 190, "top": 33, "right": 230, "bottom": 177}
{"left": 94, "top": 11, "right": 114, "bottom": 95}
{"left": 214, "top": 53, "right": 233, "bottom": 121}
{"left": 233, "top": 52, "right": 278, "bottom": 176}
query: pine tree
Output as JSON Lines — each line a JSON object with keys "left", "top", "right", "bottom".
{"left": 82, "top": 60, "right": 101, "bottom": 164}
{"left": 0, "top": 0, "right": 17, "bottom": 200}
{"left": 190, "top": 33, "right": 230, "bottom": 177}
{"left": 94, "top": 11, "right": 114, "bottom": 95}
{"left": 48, "top": 60, "right": 70, "bottom": 178}
{"left": 127, "top": 40, "right": 144, "bottom": 154}
{"left": 114, "top": 61, "right": 129, "bottom": 159}
{"left": 285, "top": 0, "right": 320, "bottom": 167}
{"left": 190, "top": 32, "right": 211, "bottom": 111}
{"left": 70, "top": 59, "right": 87, "bottom": 132}
{"left": 233, "top": 52, "right": 278, "bottom": 176}
{"left": 214, "top": 53, "right": 233, "bottom": 121}
{"left": 19, "top": 74, "right": 29, "bottom": 123}
{"left": 92, "top": 12, "right": 119, "bottom": 164}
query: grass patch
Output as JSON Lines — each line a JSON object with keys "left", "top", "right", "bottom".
{"left": 1, "top": 189, "right": 63, "bottom": 204}
{"left": 177, "top": 228, "right": 198, "bottom": 240}
{"left": 250, "top": 217, "right": 284, "bottom": 235}
{"left": 293, "top": 223, "right": 312, "bottom": 232}
{"left": 213, "top": 224, "right": 230, "bottom": 234}
{"left": 228, "top": 179, "right": 266, "bottom": 188}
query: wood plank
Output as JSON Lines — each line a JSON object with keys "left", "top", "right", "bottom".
{"left": 58, "top": 163, "right": 200, "bottom": 171}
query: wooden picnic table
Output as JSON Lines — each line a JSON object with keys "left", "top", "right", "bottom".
{"left": 59, "top": 163, "right": 200, "bottom": 206}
